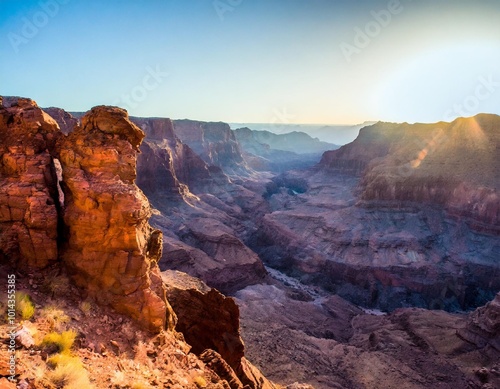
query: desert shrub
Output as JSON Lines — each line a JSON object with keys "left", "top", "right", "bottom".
{"left": 40, "top": 306, "right": 70, "bottom": 331}
{"left": 42, "top": 330, "right": 77, "bottom": 354}
{"left": 79, "top": 300, "right": 92, "bottom": 316}
{"left": 16, "top": 292, "right": 35, "bottom": 320}
{"left": 48, "top": 354, "right": 92, "bottom": 388}
{"left": 43, "top": 274, "right": 71, "bottom": 297}
{"left": 194, "top": 376, "right": 207, "bottom": 388}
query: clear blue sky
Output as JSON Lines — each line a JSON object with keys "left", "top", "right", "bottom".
{"left": 1, "top": 0, "right": 499, "bottom": 124}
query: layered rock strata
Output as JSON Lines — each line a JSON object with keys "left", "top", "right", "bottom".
{"left": 0, "top": 98, "right": 60, "bottom": 268}
{"left": 57, "top": 106, "right": 176, "bottom": 332}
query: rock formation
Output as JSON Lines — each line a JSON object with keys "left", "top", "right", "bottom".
{"left": 250, "top": 115, "right": 500, "bottom": 312}
{"left": 458, "top": 292, "right": 500, "bottom": 353}
{"left": 320, "top": 115, "right": 500, "bottom": 233}
{"left": 0, "top": 98, "right": 60, "bottom": 269}
{"left": 57, "top": 106, "right": 176, "bottom": 332}
{"left": 173, "top": 119, "right": 251, "bottom": 176}
{"left": 162, "top": 270, "right": 276, "bottom": 389}
{"left": 133, "top": 116, "right": 229, "bottom": 201}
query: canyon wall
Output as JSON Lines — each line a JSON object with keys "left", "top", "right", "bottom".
{"left": 320, "top": 115, "right": 500, "bottom": 233}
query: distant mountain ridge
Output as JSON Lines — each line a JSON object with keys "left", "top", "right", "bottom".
{"left": 233, "top": 126, "right": 338, "bottom": 172}
{"left": 230, "top": 122, "right": 375, "bottom": 145}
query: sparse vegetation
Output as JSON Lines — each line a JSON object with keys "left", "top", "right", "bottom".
{"left": 43, "top": 273, "right": 71, "bottom": 297}
{"left": 79, "top": 300, "right": 92, "bottom": 316}
{"left": 194, "top": 376, "right": 207, "bottom": 388}
{"left": 42, "top": 329, "right": 77, "bottom": 354}
{"left": 48, "top": 355, "right": 92, "bottom": 389}
{"left": 40, "top": 305, "right": 71, "bottom": 331}
{"left": 16, "top": 291, "right": 35, "bottom": 320}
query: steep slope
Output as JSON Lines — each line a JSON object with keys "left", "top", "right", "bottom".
{"left": 252, "top": 115, "right": 500, "bottom": 311}
{"left": 173, "top": 119, "right": 251, "bottom": 176}
{"left": 320, "top": 115, "right": 500, "bottom": 233}
{"left": 0, "top": 97, "right": 276, "bottom": 389}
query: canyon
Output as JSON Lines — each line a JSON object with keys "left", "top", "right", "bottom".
{"left": 1, "top": 95, "right": 498, "bottom": 389}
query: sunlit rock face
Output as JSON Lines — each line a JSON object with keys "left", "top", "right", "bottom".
{"left": 320, "top": 114, "right": 500, "bottom": 233}
{"left": 57, "top": 106, "right": 176, "bottom": 332}
{"left": 0, "top": 98, "right": 60, "bottom": 269}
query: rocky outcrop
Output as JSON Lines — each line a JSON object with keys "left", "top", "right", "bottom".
{"left": 133, "top": 117, "right": 229, "bottom": 200}
{"left": 0, "top": 98, "right": 60, "bottom": 269}
{"left": 238, "top": 279, "right": 500, "bottom": 389}
{"left": 458, "top": 292, "right": 500, "bottom": 352}
{"left": 162, "top": 270, "right": 276, "bottom": 389}
{"left": 57, "top": 106, "right": 176, "bottom": 332}
{"left": 42, "top": 107, "right": 79, "bottom": 134}
{"left": 173, "top": 119, "right": 251, "bottom": 176}
{"left": 175, "top": 218, "right": 268, "bottom": 294}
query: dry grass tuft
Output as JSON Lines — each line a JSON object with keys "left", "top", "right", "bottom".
{"left": 43, "top": 274, "right": 71, "bottom": 297}
{"left": 194, "top": 376, "right": 207, "bottom": 388}
{"left": 40, "top": 305, "right": 71, "bottom": 331}
{"left": 42, "top": 329, "right": 77, "bottom": 354}
{"left": 48, "top": 355, "right": 92, "bottom": 388}
{"left": 79, "top": 300, "right": 92, "bottom": 316}
{"left": 16, "top": 291, "right": 35, "bottom": 320}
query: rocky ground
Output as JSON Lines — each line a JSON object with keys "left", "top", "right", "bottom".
{"left": 236, "top": 275, "right": 500, "bottom": 389}
{"left": 0, "top": 265, "right": 245, "bottom": 389}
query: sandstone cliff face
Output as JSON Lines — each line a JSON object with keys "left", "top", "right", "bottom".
{"left": 57, "top": 106, "right": 176, "bottom": 332}
{"left": 162, "top": 270, "right": 276, "bottom": 389}
{"left": 173, "top": 119, "right": 250, "bottom": 176}
{"left": 0, "top": 98, "right": 60, "bottom": 269}
{"left": 320, "top": 115, "right": 500, "bottom": 233}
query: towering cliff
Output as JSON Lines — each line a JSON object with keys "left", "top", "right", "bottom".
{"left": 132, "top": 116, "right": 228, "bottom": 200}
{"left": 0, "top": 98, "right": 60, "bottom": 269}
{"left": 320, "top": 115, "right": 500, "bottom": 233}
{"left": 173, "top": 119, "right": 251, "bottom": 176}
